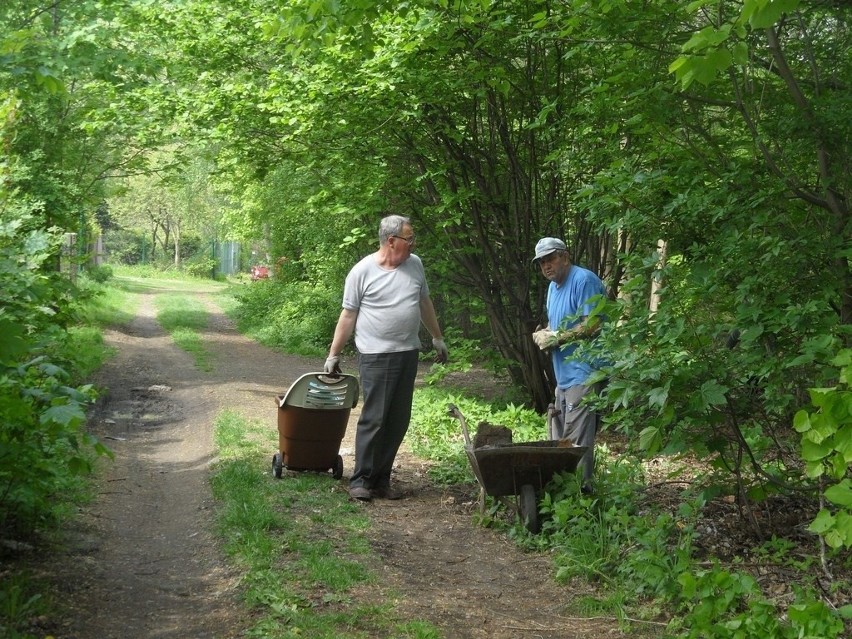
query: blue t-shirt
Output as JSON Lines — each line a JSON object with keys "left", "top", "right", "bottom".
{"left": 547, "top": 265, "right": 606, "bottom": 389}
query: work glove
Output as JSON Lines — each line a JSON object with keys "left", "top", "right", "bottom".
{"left": 532, "top": 328, "right": 559, "bottom": 351}
{"left": 432, "top": 338, "right": 449, "bottom": 364}
{"left": 323, "top": 355, "right": 342, "bottom": 376}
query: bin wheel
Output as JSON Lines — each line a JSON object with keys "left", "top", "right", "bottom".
{"left": 272, "top": 452, "right": 283, "bottom": 479}
{"left": 332, "top": 455, "right": 344, "bottom": 480}
{"left": 519, "top": 484, "right": 540, "bottom": 534}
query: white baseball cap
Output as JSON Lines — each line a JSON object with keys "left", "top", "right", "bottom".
{"left": 531, "top": 237, "right": 567, "bottom": 264}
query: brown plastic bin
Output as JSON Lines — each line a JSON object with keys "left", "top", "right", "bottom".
{"left": 272, "top": 373, "right": 359, "bottom": 480}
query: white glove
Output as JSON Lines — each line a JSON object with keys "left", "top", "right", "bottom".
{"left": 324, "top": 355, "right": 341, "bottom": 375}
{"left": 532, "top": 329, "right": 558, "bottom": 351}
{"left": 432, "top": 338, "right": 448, "bottom": 364}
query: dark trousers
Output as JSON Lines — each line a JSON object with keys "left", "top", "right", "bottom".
{"left": 350, "top": 350, "right": 419, "bottom": 490}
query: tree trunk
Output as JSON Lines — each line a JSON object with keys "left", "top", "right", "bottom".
{"left": 649, "top": 239, "right": 667, "bottom": 314}
{"left": 173, "top": 219, "right": 181, "bottom": 268}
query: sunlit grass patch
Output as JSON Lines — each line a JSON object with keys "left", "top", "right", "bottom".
{"left": 170, "top": 326, "right": 213, "bottom": 371}
{"left": 155, "top": 293, "right": 208, "bottom": 331}
{"left": 77, "top": 275, "right": 139, "bottom": 327}
{"left": 153, "top": 293, "right": 214, "bottom": 371}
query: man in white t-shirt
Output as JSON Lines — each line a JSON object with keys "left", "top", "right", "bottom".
{"left": 325, "top": 215, "right": 448, "bottom": 501}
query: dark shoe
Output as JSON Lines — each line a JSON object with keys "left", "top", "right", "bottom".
{"left": 349, "top": 486, "right": 372, "bottom": 501}
{"left": 371, "top": 485, "right": 403, "bottom": 500}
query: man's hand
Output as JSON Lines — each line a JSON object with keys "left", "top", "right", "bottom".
{"left": 532, "top": 328, "right": 559, "bottom": 351}
{"left": 432, "top": 338, "right": 449, "bottom": 364}
{"left": 324, "top": 355, "right": 342, "bottom": 375}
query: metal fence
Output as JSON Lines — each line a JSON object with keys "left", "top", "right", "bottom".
{"left": 215, "top": 240, "right": 241, "bottom": 276}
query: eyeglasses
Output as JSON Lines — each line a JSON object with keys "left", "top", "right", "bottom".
{"left": 391, "top": 234, "right": 416, "bottom": 246}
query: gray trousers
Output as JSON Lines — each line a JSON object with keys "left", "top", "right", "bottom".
{"left": 554, "top": 383, "right": 603, "bottom": 485}
{"left": 350, "top": 350, "right": 419, "bottom": 490}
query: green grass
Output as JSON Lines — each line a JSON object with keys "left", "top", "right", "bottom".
{"left": 76, "top": 273, "right": 140, "bottom": 327}
{"left": 211, "top": 410, "right": 443, "bottom": 639}
{"left": 111, "top": 263, "right": 223, "bottom": 282}
{"left": 153, "top": 292, "right": 214, "bottom": 371}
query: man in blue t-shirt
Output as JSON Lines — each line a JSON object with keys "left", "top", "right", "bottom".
{"left": 531, "top": 237, "right": 607, "bottom": 494}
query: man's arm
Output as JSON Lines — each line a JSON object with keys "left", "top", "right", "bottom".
{"left": 420, "top": 296, "right": 448, "bottom": 363}
{"left": 556, "top": 315, "right": 601, "bottom": 344}
{"left": 328, "top": 308, "right": 358, "bottom": 357}
{"left": 419, "top": 296, "right": 443, "bottom": 341}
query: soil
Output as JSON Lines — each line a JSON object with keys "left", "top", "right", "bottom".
{"left": 7, "top": 278, "right": 849, "bottom": 638}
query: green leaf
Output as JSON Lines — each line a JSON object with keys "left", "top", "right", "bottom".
{"left": 747, "top": 0, "right": 801, "bottom": 29}
{"left": 705, "top": 47, "right": 732, "bottom": 76}
{"left": 808, "top": 387, "right": 835, "bottom": 407}
{"left": 805, "top": 460, "right": 824, "bottom": 479}
{"left": 833, "top": 511, "right": 852, "bottom": 546}
{"left": 824, "top": 527, "right": 845, "bottom": 549}
{"left": 699, "top": 380, "right": 728, "bottom": 408}
{"left": 801, "top": 438, "right": 832, "bottom": 462}
{"left": 824, "top": 479, "right": 852, "bottom": 508}
{"left": 830, "top": 453, "right": 849, "bottom": 480}
{"left": 639, "top": 425, "right": 662, "bottom": 453}
{"left": 807, "top": 509, "right": 833, "bottom": 534}
{"left": 731, "top": 41, "right": 749, "bottom": 65}
{"left": 668, "top": 56, "right": 688, "bottom": 74}
{"left": 40, "top": 402, "right": 85, "bottom": 427}
{"left": 835, "top": 425, "right": 852, "bottom": 463}
{"left": 793, "top": 409, "right": 811, "bottom": 433}
{"left": 648, "top": 384, "right": 669, "bottom": 410}
{"left": 805, "top": 412, "right": 836, "bottom": 445}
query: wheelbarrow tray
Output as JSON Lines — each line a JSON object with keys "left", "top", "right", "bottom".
{"left": 466, "top": 441, "right": 588, "bottom": 497}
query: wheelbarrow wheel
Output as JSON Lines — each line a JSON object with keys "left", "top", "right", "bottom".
{"left": 519, "top": 484, "right": 540, "bottom": 534}
{"left": 332, "top": 455, "right": 344, "bottom": 480}
{"left": 271, "top": 452, "right": 283, "bottom": 479}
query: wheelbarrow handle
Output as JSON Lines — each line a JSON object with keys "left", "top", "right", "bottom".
{"left": 447, "top": 403, "right": 472, "bottom": 448}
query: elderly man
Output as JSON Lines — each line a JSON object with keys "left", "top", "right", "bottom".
{"left": 325, "top": 215, "right": 448, "bottom": 501}
{"left": 531, "top": 237, "right": 607, "bottom": 494}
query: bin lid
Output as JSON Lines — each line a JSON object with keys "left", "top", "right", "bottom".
{"left": 278, "top": 373, "right": 359, "bottom": 410}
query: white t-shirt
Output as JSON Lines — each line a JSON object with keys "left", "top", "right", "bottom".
{"left": 342, "top": 253, "right": 429, "bottom": 354}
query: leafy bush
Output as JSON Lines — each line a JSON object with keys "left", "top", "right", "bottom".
{"left": 794, "top": 350, "right": 852, "bottom": 550}
{"left": 182, "top": 253, "right": 217, "bottom": 279}
{"left": 601, "top": 230, "right": 841, "bottom": 537}
{"left": 229, "top": 278, "right": 340, "bottom": 357}
{"left": 85, "top": 264, "right": 113, "bottom": 283}
{"left": 674, "top": 568, "right": 846, "bottom": 639}
{"left": 537, "top": 459, "right": 694, "bottom": 599}
{"left": 102, "top": 227, "right": 147, "bottom": 265}
{"left": 0, "top": 214, "right": 110, "bottom": 537}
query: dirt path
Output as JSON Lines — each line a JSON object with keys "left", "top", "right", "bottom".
{"left": 44, "top": 279, "right": 620, "bottom": 639}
